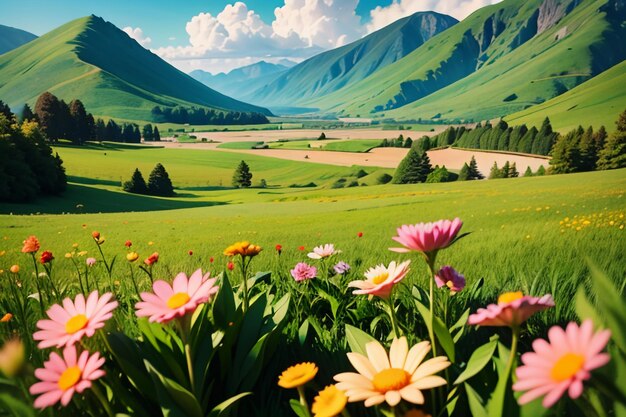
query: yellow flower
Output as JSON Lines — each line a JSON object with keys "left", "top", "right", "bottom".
{"left": 77, "top": 251, "right": 88, "bottom": 257}
{"left": 224, "top": 241, "right": 262, "bottom": 257}
{"left": 10, "top": 265, "right": 19, "bottom": 274}
{"left": 72, "top": 243, "right": 79, "bottom": 248}
{"left": 65, "top": 252, "right": 73, "bottom": 259}
{"left": 312, "top": 385, "right": 347, "bottom": 417}
{"left": 0, "top": 250, "right": 5, "bottom": 256}
{"left": 0, "top": 339, "right": 25, "bottom": 377}
{"left": 126, "top": 252, "right": 139, "bottom": 262}
{"left": 278, "top": 362, "right": 318, "bottom": 389}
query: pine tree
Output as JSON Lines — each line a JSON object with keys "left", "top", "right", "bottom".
{"left": 232, "top": 160, "right": 253, "bottom": 188}
{"left": 536, "top": 165, "right": 546, "bottom": 176}
{"left": 69, "top": 99, "right": 89, "bottom": 144}
{"left": 95, "top": 119, "right": 106, "bottom": 141}
{"left": 404, "top": 137, "right": 413, "bottom": 148}
{"left": 489, "top": 162, "right": 502, "bottom": 179}
{"left": 597, "top": 109, "right": 626, "bottom": 170}
{"left": 458, "top": 163, "right": 470, "bottom": 181}
{"left": 20, "top": 104, "right": 35, "bottom": 122}
{"left": 147, "top": 163, "right": 174, "bottom": 196}
{"left": 426, "top": 165, "right": 453, "bottom": 183}
{"left": 549, "top": 130, "right": 582, "bottom": 174}
{"left": 143, "top": 124, "right": 154, "bottom": 141}
{"left": 578, "top": 126, "right": 596, "bottom": 171}
{"left": 466, "top": 156, "right": 484, "bottom": 180}
{"left": 524, "top": 166, "right": 533, "bottom": 177}
{"left": 0, "top": 100, "right": 12, "bottom": 120}
{"left": 123, "top": 168, "right": 148, "bottom": 194}
{"left": 510, "top": 162, "right": 519, "bottom": 178}
{"left": 501, "top": 161, "right": 511, "bottom": 178}
{"left": 153, "top": 126, "right": 161, "bottom": 141}
{"left": 392, "top": 149, "right": 430, "bottom": 184}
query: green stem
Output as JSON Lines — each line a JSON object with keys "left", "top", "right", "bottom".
{"left": 297, "top": 386, "right": 311, "bottom": 417}
{"left": 91, "top": 382, "right": 114, "bottom": 417}
{"left": 178, "top": 316, "right": 196, "bottom": 394}
{"left": 128, "top": 263, "right": 141, "bottom": 299}
{"left": 185, "top": 342, "right": 195, "bottom": 393}
{"left": 45, "top": 263, "right": 60, "bottom": 299}
{"left": 73, "top": 259, "right": 85, "bottom": 294}
{"left": 30, "top": 253, "right": 45, "bottom": 314}
{"left": 506, "top": 326, "right": 520, "bottom": 383}
{"left": 240, "top": 256, "right": 249, "bottom": 312}
{"left": 95, "top": 243, "right": 113, "bottom": 291}
{"left": 385, "top": 295, "right": 401, "bottom": 339}
{"left": 426, "top": 254, "right": 438, "bottom": 358}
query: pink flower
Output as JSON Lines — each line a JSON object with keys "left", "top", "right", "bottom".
{"left": 290, "top": 262, "right": 317, "bottom": 282}
{"left": 22, "top": 235, "right": 40, "bottom": 253}
{"left": 513, "top": 320, "right": 611, "bottom": 408}
{"left": 135, "top": 269, "right": 219, "bottom": 323}
{"left": 308, "top": 244, "right": 341, "bottom": 259}
{"left": 348, "top": 260, "right": 411, "bottom": 299}
{"left": 435, "top": 266, "right": 465, "bottom": 294}
{"left": 29, "top": 345, "right": 105, "bottom": 409}
{"left": 468, "top": 292, "right": 554, "bottom": 327}
{"left": 86, "top": 257, "right": 96, "bottom": 267}
{"left": 390, "top": 218, "right": 463, "bottom": 254}
{"left": 33, "top": 291, "right": 118, "bottom": 349}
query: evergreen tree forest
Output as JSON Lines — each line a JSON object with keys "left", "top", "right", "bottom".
{"left": 150, "top": 106, "right": 269, "bottom": 125}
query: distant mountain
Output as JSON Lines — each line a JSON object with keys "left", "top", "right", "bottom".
{"left": 190, "top": 61, "right": 292, "bottom": 100}
{"left": 313, "top": 0, "right": 626, "bottom": 123}
{"left": 0, "top": 24, "right": 37, "bottom": 55}
{"left": 0, "top": 15, "right": 271, "bottom": 121}
{"left": 244, "top": 11, "right": 458, "bottom": 106}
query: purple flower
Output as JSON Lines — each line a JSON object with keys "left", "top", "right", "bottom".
{"left": 290, "top": 262, "right": 317, "bottom": 282}
{"left": 434, "top": 266, "right": 466, "bottom": 294}
{"left": 333, "top": 261, "right": 351, "bottom": 275}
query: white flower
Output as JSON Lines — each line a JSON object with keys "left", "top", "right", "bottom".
{"left": 307, "top": 244, "right": 341, "bottom": 260}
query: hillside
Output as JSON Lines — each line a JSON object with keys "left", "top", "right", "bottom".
{"left": 0, "top": 24, "right": 37, "bottom": 55}
{"left": 190, "top": 61, "right": 293, "bottom": 100}
{"left": 0, "top": 16, "right": 271, "bottom": 121}
{"left": 244, "top": 11, "right": 458, "bottom": 106}
{"left": 506, "top": 60, "right": 626, "bottom": 131}
{"left": 310, "top": 0, "right": 626, "bottom": 123}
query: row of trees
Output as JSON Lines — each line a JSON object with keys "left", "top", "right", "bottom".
{"left": 380, "top": 135, "right": 413, "bottom": 148}
{"left": 31, "top": 92, "right": 94, "bottom": 144}
{"left": 0, "top": 104, "right": 66, "bottom": 202}
{"left": 123, "top": 164, "right": 174, "bottom": 197}
{"left": 151, "top": 106, "right": 269, "bottom": 125}
{"left": 488, "top": 161, "right": 520, "bottom": 179}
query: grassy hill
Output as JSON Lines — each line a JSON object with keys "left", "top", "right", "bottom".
{"left": 245, "top": 12, "right": 458, "bottom": 107}
{"left": 0, "top": 16, "right": 271, "bottom": 121}
{"left": 309, "top": 0, "right": 625, "bottom": 123}
{"left": 0, "top": 24, "right": 37, "bottom": 55}
{"left": 506, "top": 60, "right": 626, "bottom": 131}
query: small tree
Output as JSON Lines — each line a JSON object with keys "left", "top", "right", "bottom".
{"left": 153, "top": 126, "right": 161, "bottom": 141}
{"left": 318, "top": 132, "right": 326, "bottom": 140}
{"left": 143, "top": 124, "right": 154, "bottom": 141}
{"left": 377, "top": 173, "right": 393, "bottom": 184}
{"left": 489, "top": 162, "right": 502, "bottom": 179}
{"left": 524, "top": 166, "right": 533, "bottom": 177}
{"left": 597, "top": 109, "right": 626, "bottom": 170}
{"left": 458, "top": 163, "right": 470, "bottom": 181}
{"left": 426, "top": 165, "right": 453, "bottom": 183}
{"left": 147, "top": 163, "right": 174, "bottom": 196}
{"left": 21, "top": 104, "right": 35, "bottom": 122}
{"left": 123, "top": 168, "right": 148, "bottom": 194}
{"left": 232, "top": 160, "right": 253, "bottom": 188}
{"left": 509, "top": 162, "right": 519, "bottom": 177}
{"left": 466, "top": 156, "right": 484, "bottom": 180}
{"left": 536, "top": 165, "right": 546, "bottom": 176}
{"left": 392, "top": 149, "right": 431, "bottom": 184}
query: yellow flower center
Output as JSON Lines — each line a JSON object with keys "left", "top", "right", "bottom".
{"left": 550, "top": 353, "right": 585, "bottom": 382}
{"left": 373, "top": 368, "right": 410, "bottom": 392}
{"left": 167, "top": 293, "right": 190, "bottom": 309}
{"left": 372, "top": 272, "right": 389, "bottom": 285}
{"left": 65, "top": 314, "right": 88, "bottom": 334}
{"left": 58, "top": 366, "right": 81, "bottom": 391}
{"left": 498, "top": 291, "right": 524, "bottom": 304}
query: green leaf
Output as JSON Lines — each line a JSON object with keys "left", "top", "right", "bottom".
{"left": 0, "top": 393, "right": 36, "bottom": 417}
{"left": 213, "top": 273, "right": 236, "bottom": 329}
{"left": 317, "top": 288, "right": 339, "bottom": 319}
{"left": 345, "top": 324, "right": 377, "bottom": 356}
{"left": 289, "top": 399, "right": 310, "bottom": 417}
{"left": 464, "top": 383, "right": 488, "bottom": 417}
{"left": 454, "top": 337, "right": 498, "bottom": 384}
{"left": 208, "top": 392, "right": 252, "bottom": 417}
{"left": 107, "top": 332, "right": 154, "bottom": 393}
{"left": 433, "top": 315, "right": 455, "bottom": 362}
{"left": 272, "top": 293, "right": 290, "bottom": 325}
{"left": 145, "top": 361, "right": 203, "bottom": 417}
{"left": 298, "top": 320, "right": 309, "bottom": 346}
{"left": 414, "top": 299, "right": 432, "bottom": 336}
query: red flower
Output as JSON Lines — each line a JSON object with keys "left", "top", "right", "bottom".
{"left": 209, "top": 257, "right": 214, "bottom": 263}
{"left": 298, "top": 246, "right": 305, "bottom": 251}
{"left": 39, "top": 251, "right": 54, "bottom": 264}
{"left": 125, "top": 240, "right": 132, "bottom": 248}
{"left": 91, "top": 231, "right": 100, "bottom": 240}
{"left": 188, "top": 250, "right": 193, "bottom": 256}
{"left": 144, "top": 252, "right": 159, "bottom": 266}
{"left": 275, "top": 244, "right": 283, "bottom": 254}
{"left": 357, "top": 232, "right": 363, "bottom": 238}
{"left": 227, "top": 261, "right": 235, "bottom": 271}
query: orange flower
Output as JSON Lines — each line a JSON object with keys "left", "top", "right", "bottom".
{"left": 224, "top": 241, "right": 262, "bottom": 257}
{"left": 21, "top": 236, "right": 40, "bottom": 253}
{"left": 144, "top": 252, "right": 159, "bottom": 266}
{"left": 10, "top": 265, "right": 19, "bottom": 274}
{"left": 91, "top": 231, "right": 100, "bottom": 239}
{"left": 1, "top": 313, "right": 13, "bottom": 322}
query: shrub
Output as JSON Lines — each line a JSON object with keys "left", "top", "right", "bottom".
{"left": 377, "top": 173, "right": 393, "bottom": 184}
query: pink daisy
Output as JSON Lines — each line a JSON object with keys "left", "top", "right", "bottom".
{"left": 348, "top": 260, "right": 411, "bottom": 299}
{"left": 135, "top": 269, "right": 219, "bottom": 323}
{"left": 33, "top": 291, "right": 118, "bottom": 349}
{"left": 390, "top": 218, "right": 463, "bottom": 254}
{"left": 434, "top": 266, "right": 466, "bottom": 294}
{"left": 467, "top": 292, "right": 554, "bottom": 327}
{"left": 29, "top": 345, "right": 105, "bottom": 409}
{"left": 513, "top": 320, "right": 611, "bottom": 408}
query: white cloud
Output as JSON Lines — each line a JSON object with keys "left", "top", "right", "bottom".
{"left": 122, "top": 26, "right": 152, "bottom": 48}
{"left": 367, "top": 0, "right": 503, "bottom": 32}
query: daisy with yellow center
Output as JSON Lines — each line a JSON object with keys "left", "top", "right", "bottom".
{"left": 334, "top": 337, "right": 450, "bottom": 407}
{"left": 348, "top": 260, "right": 411, "bottom": 300}
{"left": 278, "top": 362, "right": 318, "bottom": 389}
{"left": 468, "top": 292, "right": 555, "bottom": 327}
{"left": 312, "top": 385, "right": 347, "bottom": 417}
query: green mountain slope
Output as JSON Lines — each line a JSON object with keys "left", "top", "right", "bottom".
{"left": 190, "top": 61, "right": 292, "bottom": 100}
{"left": 0, "top": 24, "right": 37, "bottom": 55}
{"left": 506, "top": 60, "right": 626, "bottom": 131}
{"left": 245, "top": 12, "right": 458, "bottom": 106}
{"left": 311, "top": 0, "right": 625, "bottom": 122}
{"left": 0, "top": 16, "right": 271, "bottom": 120}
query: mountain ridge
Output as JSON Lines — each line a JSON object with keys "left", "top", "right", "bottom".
{"left": 0, "top": 24, "right": 37, "bottom": 55}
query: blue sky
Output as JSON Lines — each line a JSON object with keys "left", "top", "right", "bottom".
{"left": 1, "top": 0, "right": 500, "bottom": 73}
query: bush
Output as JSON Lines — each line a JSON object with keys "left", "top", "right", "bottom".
{"left": 331, "top": 178, "right": 346, "bottom": 188}
{"left": 377, "top": 173, "right": 393, "bottom": 184}
{"left": 355, "top": 169, "right": 368, "bottom": 178}
{"left": 347, "top": 181, "right": 359, "bottom": 187}
{"left": 123, "top": 168, "right": 148, "bottom": 194}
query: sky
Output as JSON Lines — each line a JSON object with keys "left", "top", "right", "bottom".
{"left": 1, "top": 0, "right": 501, "bottom": 74}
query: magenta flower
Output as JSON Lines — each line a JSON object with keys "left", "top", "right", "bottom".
{"left": 86, "top": 257, "right": 96, "bottom": 267}
{"left": 30, "top": 345, "right": 105, "bottom": 409}
{"left": 348, "top": 260, "right": 411, "bottom": 299}
{"left": 291, "top": 262, "right": 317, "bottom": 282}
{"left": 513, "top": 320, "right": 611, "bottom": 408}
{"left": 468, "top": 292, "right": 554, "bottom": 327}
{"left": 33, "top": 291, "right": 118, "bottom": 349}
{"left": 435, "top": 266, "right": 466, "bottom": 294}
{"left": 390, "top": 218, "right": 463, "bottom": 254}
{"left": 135, "top": 269, "right": 219, "bottom": 323}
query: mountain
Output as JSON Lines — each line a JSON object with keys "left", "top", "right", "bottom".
{"left": 244, "top": 11, "right": 458, "bottom": 107}
{"left": 506, "top": 60, "right": 626, "bottom": 131}
{"left": 0, "top": 24, "right": 37, "bottom": 55}
{"left": 190, "top": 61, "right": 292, "bottom": 100}
{"left": 0, "top": 16, "right": 271, "bottom": 121}
{"left": 312, "top": 0, "right": 626, "bottom": 123}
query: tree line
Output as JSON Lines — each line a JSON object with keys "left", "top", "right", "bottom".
{"left": 0, "top": 102, "right": 66, "bottom": 202}
{"left": 123, "top": 164, "right": 174, "bottom": 197}
{"left": 151, "top": 106, "right": 269, "bottom": 125}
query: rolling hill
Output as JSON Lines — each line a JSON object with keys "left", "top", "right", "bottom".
{"left": 190, "top": 60, "right": 294, "bottom": 101}
{"left": 244, "top": 11, "right": 458, "bottom": 107}
{"left": 303, "top": 0, "right": 626, "bottom": 124}
{"left": 0, "top": 15, "right": 271, "bottom": 121}
{"left": 0, "top": 24, "right": 37, "bottom": 55}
